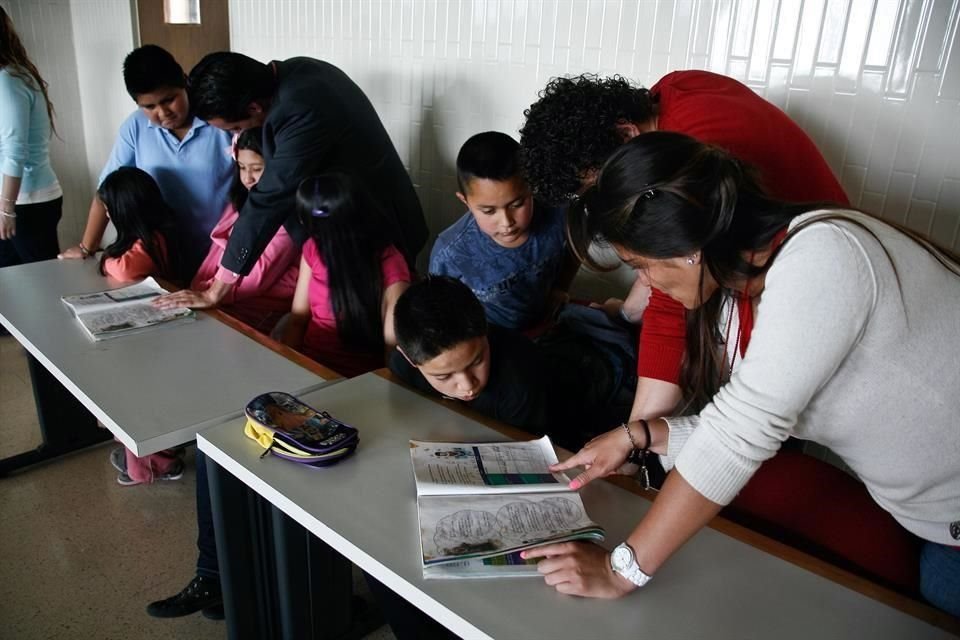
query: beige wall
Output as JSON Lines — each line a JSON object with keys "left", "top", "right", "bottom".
{"left": 228, "top": 0, "right": 960, "bottom": 294}
{"left": 8, "top": 0, "right": 960, "bottom": 294}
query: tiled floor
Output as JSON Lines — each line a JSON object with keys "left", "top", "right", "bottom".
{"left": 0, "top": 335, "right": 396, "bottom": 640}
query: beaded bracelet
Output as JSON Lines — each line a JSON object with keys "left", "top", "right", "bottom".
{"left": 622, "top": 420, "right": 653, "bottom": 490}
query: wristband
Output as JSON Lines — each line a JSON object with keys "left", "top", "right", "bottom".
{"left": 621, "top": 421, "right": 640, "bottom": 450}
{"left": 0, "top": 210, "right": 15, "bottom": 218}
{"left": 623, "top": 420, "right": 653, "bottom": 491}
{"left": 618, "top": 304, "right": 631, "bottom": 323}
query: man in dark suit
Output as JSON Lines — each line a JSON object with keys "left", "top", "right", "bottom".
{"left": 156, "top": 52, "right": 427, "bottom": 309}
{"left": 145, "top": 53, "right": 428, "bottom": 621}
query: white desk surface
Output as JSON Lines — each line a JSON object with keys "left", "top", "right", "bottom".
{"left": 198, "top": 373, "right": 951, "bottom": 640}
{"left": 0, "top": 259, "right": 330, "bottom": 456}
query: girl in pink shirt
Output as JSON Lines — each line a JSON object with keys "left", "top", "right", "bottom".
{"left": 282, "top": 173, "right": 411, "bottom": 377}
{"left": 191, "top": 128, "right": 299, "bottom": 334}
{"left": 97, "top": 167, "right": 186, "bottom": 284}
{"left": 96, "top": 167, "right": 188, "bottom": 485}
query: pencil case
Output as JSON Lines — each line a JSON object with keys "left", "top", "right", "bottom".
{"left": 243, "top": 391, "right": 358, "bottom": 467}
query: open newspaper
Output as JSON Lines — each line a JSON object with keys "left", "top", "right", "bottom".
{"left": 411, "top": 435, "right": 605, "bottom": 579}
{"left": 61, "top": 277, "right": 194, "bottom": 341}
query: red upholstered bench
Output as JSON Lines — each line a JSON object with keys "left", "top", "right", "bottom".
{"left": 723, "top": 450, "right": 922, "bottom": 596}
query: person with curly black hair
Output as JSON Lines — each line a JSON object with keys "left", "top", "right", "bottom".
{"left": 519, "top": 70, "right": 849, "bottom": 452}
{"left": 518, "top": 74, "right": 656, "bottom": 205}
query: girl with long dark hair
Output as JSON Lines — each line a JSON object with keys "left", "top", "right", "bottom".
{"left": 281, "top": 173, "right": 411, "bottom": 377}
{"left": 189, "top": 128, "right": 300, "bottom": 334}
{"left": 97, "top": 167, "right": 187, "bottom": 285}
{"left": 0, "top": 6, "right": 62, "bottom": 264}
{"left": 97, "top": 167, "right": 189, "bottom": 486}
{"left": 525, "top": 132, "right": 960, "bottom": 616}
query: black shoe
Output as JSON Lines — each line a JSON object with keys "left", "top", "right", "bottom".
{"left": 201, "top": 603, "right": 225, "bottom": 620}
{"left": 146, "top": 575, "right": 222, "bottom": 618}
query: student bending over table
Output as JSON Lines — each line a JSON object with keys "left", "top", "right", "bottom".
{"left": 154, "top": 51, "right": 426, "bottom": 311}
{"left": 59, "top": 45, "right": 232, "bottom": 275}
{"left": 189, "top": 127, "right": 300, "bottom": 335}
{"left": 389, "top": 275, "right": 553, "bottom": 431}
{"left": 147, "top": 173, "right": 410, "bottom": 620}
{"left": 96, "top": 167, "right": 189, "bottom": 486}
{"left": 519, "top": 70, "right": 850, "bottom": 433}
{"left": 97, "top": 167, "right": 188, "bottom": 285}
{"left": 280, "top": 173, "right": 410, "bottom": 377}
{"left": 521, "top": 132, "right": 960, "bottom": 618}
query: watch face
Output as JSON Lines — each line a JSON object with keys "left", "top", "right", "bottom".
{"left": 611, "top": 545, "right": 633, "bottom": 571}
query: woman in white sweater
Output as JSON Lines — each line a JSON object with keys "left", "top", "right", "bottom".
{"left": 523, "top": 132, "right": 960, "bottom": 616}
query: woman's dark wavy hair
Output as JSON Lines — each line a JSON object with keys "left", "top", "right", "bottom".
{"left": 572, "top": 131, "right": 960, "bottom": 412}
{"left": 0, "top": 7, "right": 56, "bottom": 135}
{"left": 228, "top": 127, "right": 263, "bottom": 210}
{"left": 519, "top": 74, "right": 655, "bottom": 204}
{"left": 97, "top": 167, "right": 187, "bottom": 285}
{"left": 297, "top": 173, "right": 403, "bottom": 353}
{"left": 571, "top": 132, "right": 820, "bottom": 411}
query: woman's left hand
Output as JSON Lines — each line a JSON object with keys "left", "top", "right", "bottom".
{"left": 153, "top": 288, "right": 218, "bottom": 310}
{"left": 0, "top": 214, "right": 15, "bottom": 240}
{"left": 522, "top": 542, "right": 635, "bottom": 599}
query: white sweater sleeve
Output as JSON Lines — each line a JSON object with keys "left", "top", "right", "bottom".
{"left": 672, "top": 221, "right": 878, "bottom": 505}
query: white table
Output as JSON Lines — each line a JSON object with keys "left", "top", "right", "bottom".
{"left": 0, "top": 259, "right": 330, "bottom": 466}
{"left": 199, "top": 373, "right": 953, "bottom": 640}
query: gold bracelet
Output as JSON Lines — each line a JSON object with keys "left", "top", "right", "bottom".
{"left": 621, "top": 421, "right": 640, "bottom": 450}
{"left": 79, "top": 243, "right": 92, "bottom": 258}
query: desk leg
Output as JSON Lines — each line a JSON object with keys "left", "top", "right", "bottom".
{"left": 0, "top": 354, "right": 108, "bottom": 476}
{"left": 271, "top": 507, "right": 383, "bottom": 640}
{"left": 207, "top": 456, "right": 279, "bottom": 640}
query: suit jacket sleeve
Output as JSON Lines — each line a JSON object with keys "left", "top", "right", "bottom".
{"left": 221, "top": 109, "right": 333, "bottom": 275}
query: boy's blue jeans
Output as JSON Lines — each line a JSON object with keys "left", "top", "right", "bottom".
{"left": 920, "top": 541, "right": 960, "bottom": 617}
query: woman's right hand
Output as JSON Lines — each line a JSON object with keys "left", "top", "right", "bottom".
{"left": 58, "top": 244, "right": 87, "bottom": 260}
{"left": 550, "top": 426, "right": 636, "bottom": 490}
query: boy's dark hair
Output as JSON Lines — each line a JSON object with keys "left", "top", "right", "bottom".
{"left": 518, "top": 74, "right": 655, "bottom": 204}
{"left": 188, "top": 52, "right": 273, "bottom": 122}
{"left": 394, "top": 276, "right": 488, "bottom": 365}
{"left": 97, "top": 167, "right": 187, "bottom": 285}
{"left": 455, "top": 131, "right": 521, "bottom": 194}
{"left": 228, "top": 127, "right": 263, "bottom": 210}
{"left": 122, "top": 45, "right": 185, "bottom": 98}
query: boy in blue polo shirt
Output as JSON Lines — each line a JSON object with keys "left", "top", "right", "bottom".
{"left": 60, "top": 45, "right": 233, "bottom": 275}
{"left": 429, "top": 132, "right": 574, "bottom": 331}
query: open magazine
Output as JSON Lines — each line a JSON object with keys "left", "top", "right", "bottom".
{"left": 61, "top": 277, "right": 194, "bottom": 341}
{"left": 411, "top": 436, "right": 605, "bottom": 579}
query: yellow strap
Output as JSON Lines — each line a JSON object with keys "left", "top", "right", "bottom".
{"left": 244, "top": 419, "right": 276, "bottom": 449}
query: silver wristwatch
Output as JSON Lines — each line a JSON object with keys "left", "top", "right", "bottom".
{"left": 610, "top": 542, "right": 653, "bottom": 588}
